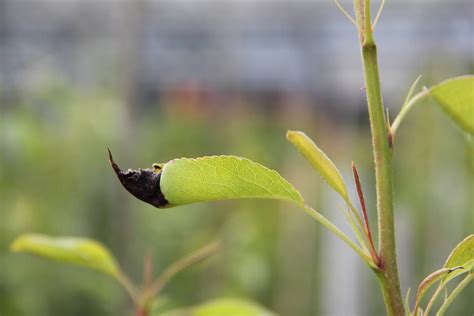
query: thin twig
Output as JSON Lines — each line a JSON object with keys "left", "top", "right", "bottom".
{"left": 346, "top": 201, "right": 370, "bottom": 244}
{"left": 115, "top": 270, "right": 140, "bottom": 304}
{"left": 143, "top": 250, "right": 153, "bottom": 289}
{"left": 391, "top": 88, "right": 430, "bottom": 138}
{"left": 423, "top": 282, "right": 444, "bottom": 315}
{"left": 384, "top": 107, "right": 390, "bottom": 127}
{"left": 334, "top": 0, "right": 357, "bottom": 25}
{"left": 340, "top": 205, "right": 369, "bottom": 252}
{"left": 372, "top": 0, "right": 386, "bottom": 30}
{"left": 146, "top": 241, "right": 220, "bottom": 299}
{"left": 401, "top": 75, "right": 423, "bottom": 112}
{"left": 301, "top": 204, "right": 375, "bottom": 267}
{"left": 436, "top": 274, "right": 473, "bottom": 316}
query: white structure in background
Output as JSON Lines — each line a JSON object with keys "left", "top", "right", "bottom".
{"left": 1, "top": 0, "right": 472, "bottom": 110}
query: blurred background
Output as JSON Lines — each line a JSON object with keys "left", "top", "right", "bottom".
{"left": 1, "top": 0, "right": 473, "bottom": 315}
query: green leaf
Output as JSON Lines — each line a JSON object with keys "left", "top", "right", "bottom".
{"left": 158, "top": 298, "right": 274, "bottom": 316}
{"left": 160, "top": 155, "right": 304, "bottom": 207}
{"left": 430, "top": 75, "right": 474, "bottom": 134}
{"left": 10, "top": 234, "right": 120, "bottom": 277}
{"left": 286, "top": 130, "right": 348, "bottom": 201}
{"left": 444, "top": 234, "right": 474, "bottom": 275}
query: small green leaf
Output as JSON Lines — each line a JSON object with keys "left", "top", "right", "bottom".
{"left": 444, "top": 234, "right": 474, "bottom": 274}
{"left": 286, "top": 130, "right": 348, "bottom": 201}
{"left": 160, "top": 156, "right": 304, "bottom": 207}
{"left": 430, "top": 75, "right": 474, "bottom": 134}
{"left": 10, "top": 234, "right": 120, "bottom": 277}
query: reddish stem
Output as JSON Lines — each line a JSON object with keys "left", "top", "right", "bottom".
{"left": 144, "top": 250, "right": 153, "bottom": 289}
{"left": 352, "top": 161, "right": 381, "bottom": 267}
{"left": 135, "top": 307, "right": 148, "bottom": 316}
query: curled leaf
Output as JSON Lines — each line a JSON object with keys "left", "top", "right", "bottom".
{"left": 109, "top": 151, "right": 304, "bottom": 208}
{"left": 10, "top": 233, "right": 120, "bottom": 277}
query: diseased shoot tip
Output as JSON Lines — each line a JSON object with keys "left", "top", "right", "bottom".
{"left": 108, "top": 151, "right": 169, "bottom": 208}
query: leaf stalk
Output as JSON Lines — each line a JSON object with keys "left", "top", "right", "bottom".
{"left": 391, "top": 89, "right": 430, "bottom": 139}
{"left": 300, "top": 204, "right": 375, "bottom": 268}
{"left": 145, "top": 241, "right": 220, "bottom": 300}
{"left": 436, "top": 274, "right": 473, "bottom": 316}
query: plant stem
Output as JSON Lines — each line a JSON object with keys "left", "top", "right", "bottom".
{"left": 301, "top": 204, "right": 374, "bottom": 267}
{"left": 354, "top": 0, "right": 404, "bottom": 314}
{"left": 391, "top": 89, "right": 430, "bottom": 138}
{"left": 424, "top": 282, "right": 444, "bottom": 315}
{"left": 116, "top": 271, "right": 139, "bottom": 305}
{"left": 115, "top": 271, "right": 146, "bottom": 315}
{"left": 135, "top": 307, "right": 148, "bottom": 316}
{"left": 436, "top": 274, "right": 473, "bottom": 316}
{"left": 146, "top": 241, "right": 220, "bottom": 299}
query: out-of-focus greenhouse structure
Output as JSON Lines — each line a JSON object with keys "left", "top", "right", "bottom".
{"left": 2, "top": 0, "right": 472, "bottom": 107}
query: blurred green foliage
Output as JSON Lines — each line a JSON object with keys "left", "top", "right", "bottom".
{"left": 1, "top": 80, "right": 472, "bottom": 315}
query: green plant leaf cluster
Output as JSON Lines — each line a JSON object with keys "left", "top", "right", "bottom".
{"left": 286, "top": 130, "right": 377, "bottom": 265}
{"left": 109, "top": 130, "right": 375, "bottom": 267}
{"left": 108, "top": 74, "right": 472, "bottom": 313}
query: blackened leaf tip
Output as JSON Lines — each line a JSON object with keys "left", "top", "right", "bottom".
{"left": 107, "top": 149, "right": 123, "bottom": 176}
{"left": 108, "top": 150, "right": 169, "bottom": 208}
